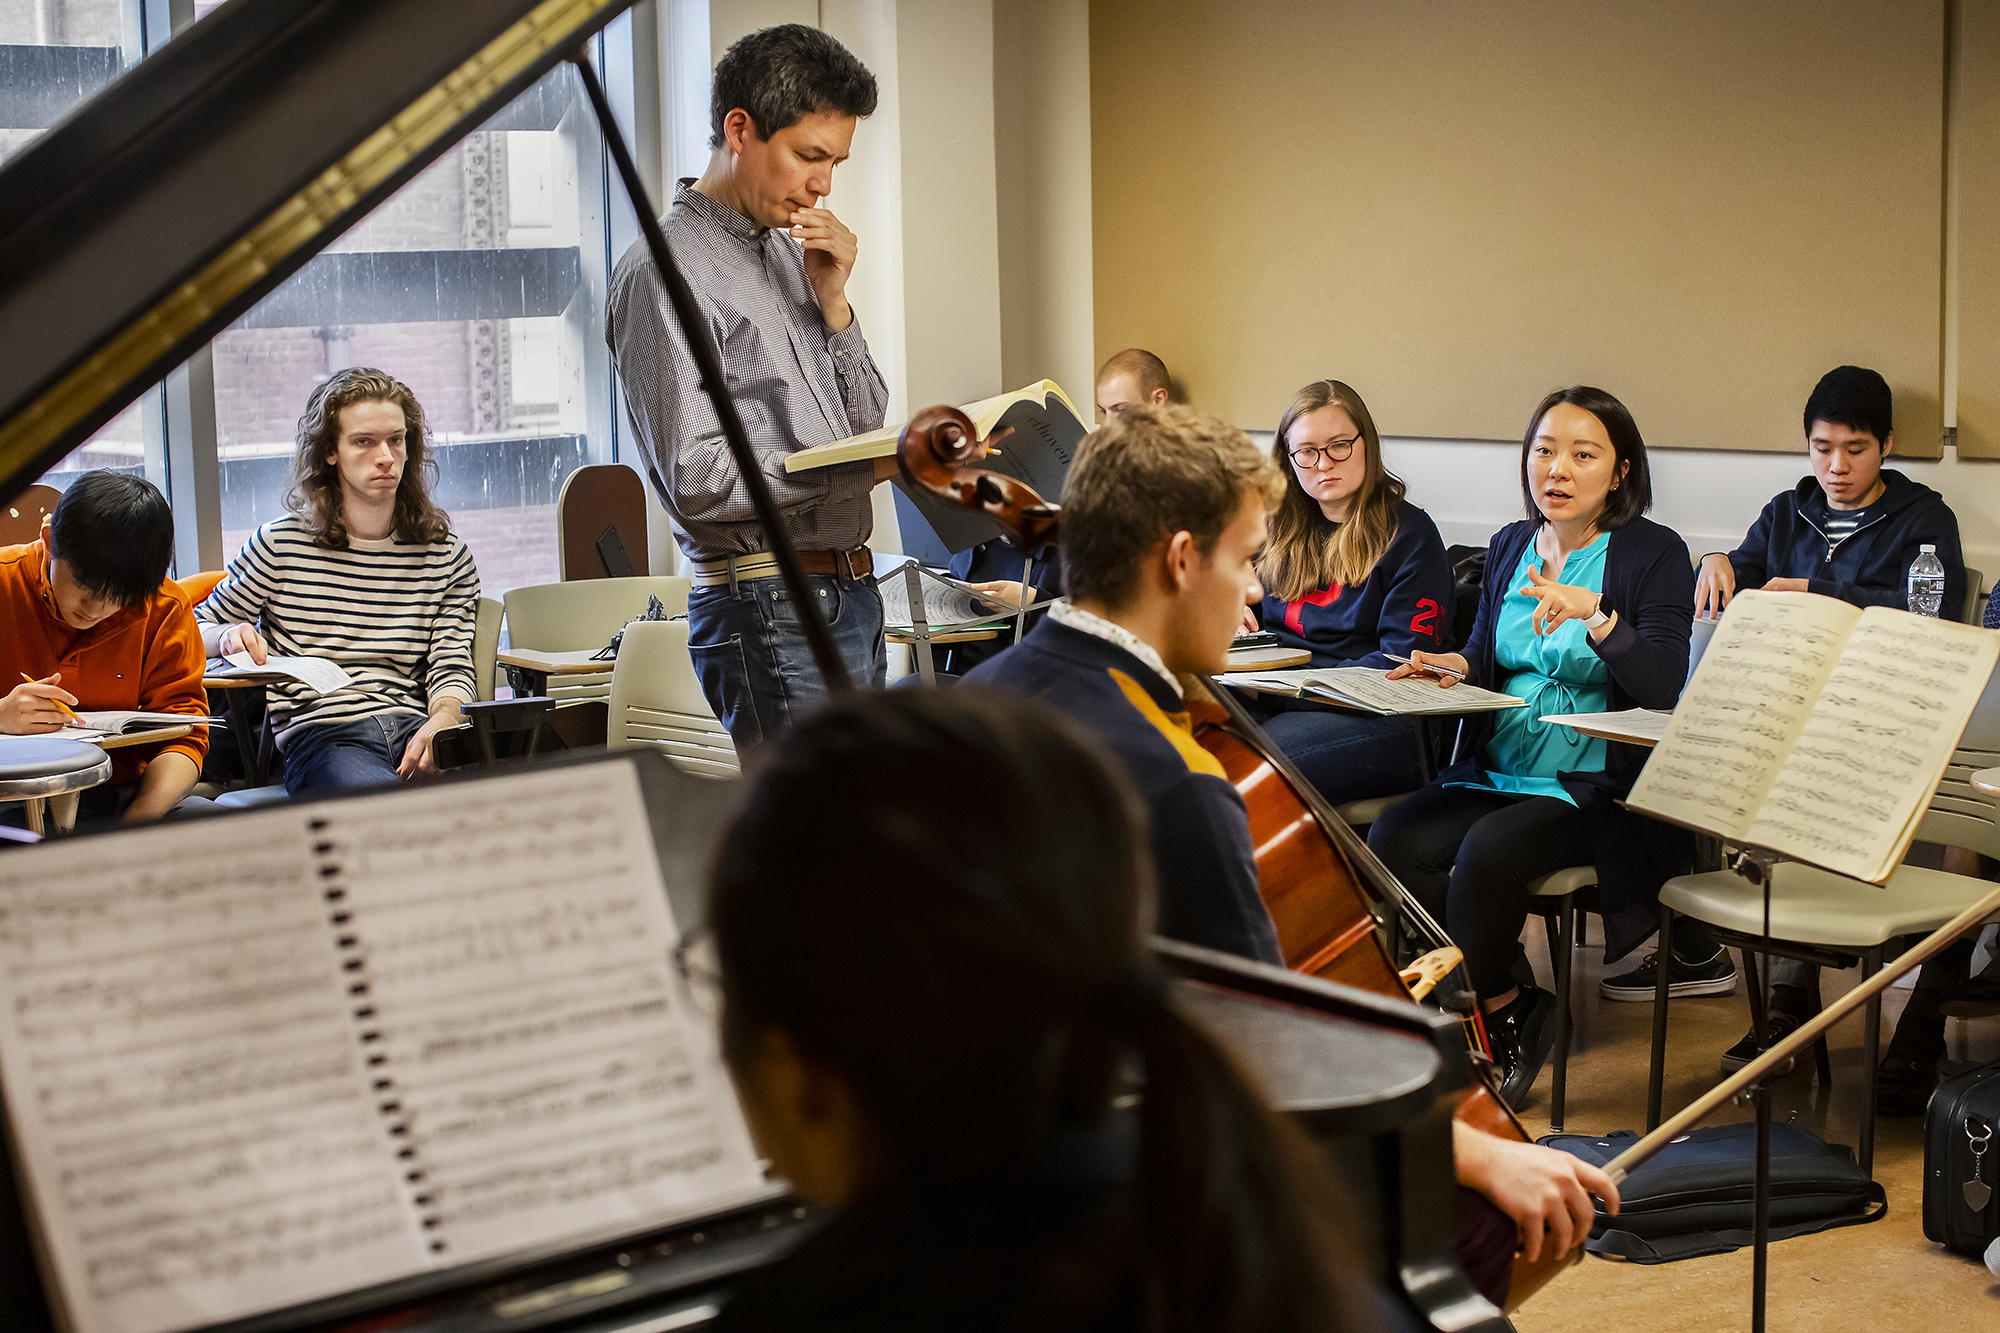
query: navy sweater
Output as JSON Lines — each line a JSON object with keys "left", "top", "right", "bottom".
{"left": 1442, "top": 516, "right": 1695, "bottom": 961}
{"left": 1257, "top": 500, "right": 1456, "bottom": 666}
{"left": 1723, "top": 471, "right": 1967, "bottom": 620}
{"left": 965, "top": 620, "right": 1281, "bottom": 966}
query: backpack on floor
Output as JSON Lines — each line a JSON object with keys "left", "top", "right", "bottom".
{"left": 1923, "top": 1060, "right": 2000, "bottom": 1256}
{"left": 1538, "top": 1122, "right": 1887, "bottom": 1263}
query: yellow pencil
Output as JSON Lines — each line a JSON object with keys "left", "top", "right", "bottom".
{"left": 19, "top": 673, "right": 81, "bottom": 724}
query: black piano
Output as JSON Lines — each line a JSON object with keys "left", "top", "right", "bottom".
{"left": 0, "top": 5, "right": 1507, "bottom": 1330}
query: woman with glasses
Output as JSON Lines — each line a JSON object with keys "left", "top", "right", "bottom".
{"left": 1366, "top": 386, "right": 1704, "bottom": 1106}
{"left": 1244, "top": 379, "right": 1454, "bottom": 805}
{"left": 704, "top": 688, "right": 1381, "bottom": 1333}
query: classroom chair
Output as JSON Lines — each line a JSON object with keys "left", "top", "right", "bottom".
{"left": 501, "top": 576, "right": 691, "bottom": 705}
{"left": 1646, "top": 665, "right": 2000, "bottom": 1177}
{"left": 0, "top": 484, "right": 59, "bottom": 547}
{"left": 1527, "top": 865, "right": 1597, "bottom": 1131}
{"left": 605, "top": 620, "right": 738, "bottom": 777}
{"left": 1964, "top": 567, "right": 1985, "bottom": 625}
{"left": 557, "top": 464, "right": 651, "bottom": 580}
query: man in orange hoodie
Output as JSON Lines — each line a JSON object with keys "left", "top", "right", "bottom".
{"left": 0, "top": 472, "right": 209, "bottom": 823}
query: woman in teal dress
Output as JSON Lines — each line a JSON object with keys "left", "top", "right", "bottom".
{"left": 1367, "top": 387, "right": 1706, "bottom": 1105}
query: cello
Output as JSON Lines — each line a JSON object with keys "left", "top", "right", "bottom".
{"left": 897, "top": 404, "right": 1576, "bottom": 1313}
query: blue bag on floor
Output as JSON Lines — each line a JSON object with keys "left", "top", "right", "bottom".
{"left": 1537, "top": 1122, "right": 1887, "bottom": 1263}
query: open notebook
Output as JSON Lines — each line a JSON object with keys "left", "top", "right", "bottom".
{"left": 0, "top": 754, "right": 768, "bottom": 1333}
{"left": 1626, "top": 591, "right": 2000, "bottom": 883}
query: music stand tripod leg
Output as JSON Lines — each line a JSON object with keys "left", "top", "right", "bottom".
{"left": 905, "top": 563, "right": 936, "bottom": 687}
{"left": 1014, "top": 554, "right": 1033, "bottom": 645}
{"left": 1726, "top": 845, "right": 1784, "bottom": 1333}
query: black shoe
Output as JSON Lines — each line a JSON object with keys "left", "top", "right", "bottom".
{"left": 1600, "top": 947, "right": 1738, "bottom": 1002}
{"left": 1719, "top": 1010, "right": 1802, "bottom": 1075}
{"left": 1876, "top": 1051, "right": 1940, "bottom": 1116}
{"left": 1488, "top": 985, "right": 1560, "bottom": 1107}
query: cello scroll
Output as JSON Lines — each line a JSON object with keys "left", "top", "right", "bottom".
{"left": 897, "top": 405, "right": 1060, "bottom": 555}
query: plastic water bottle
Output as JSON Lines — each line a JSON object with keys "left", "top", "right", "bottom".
{"left": 1908, "top": 545, "right": 1946, "bottom": 618}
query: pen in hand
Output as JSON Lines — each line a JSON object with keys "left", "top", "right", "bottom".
{"left": 19, "top": 673, "right": 82, "bottom": 723}
{"left": 1383, "top": 653, "right": 1466, "bottom": 681}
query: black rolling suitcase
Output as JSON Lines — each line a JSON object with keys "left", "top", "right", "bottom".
{"left": 1923, "top": 1061, "right": 2000, "bottom": 1255}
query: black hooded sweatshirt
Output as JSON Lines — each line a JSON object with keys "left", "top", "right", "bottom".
{"left": 1720, "top": 469, "right": 1967, "bottom": 619}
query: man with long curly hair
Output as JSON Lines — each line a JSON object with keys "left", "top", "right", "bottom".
{"left": 194, "top": 368, "right": 480, "bottom": 797}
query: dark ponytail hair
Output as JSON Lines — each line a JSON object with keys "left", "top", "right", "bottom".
{"left": 709, "top": 689, "right": 1373, "bottom": 1333}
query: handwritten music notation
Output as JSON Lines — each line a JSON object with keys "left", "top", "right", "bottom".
{"left": 1631, "top": 592, "right": 2000, "bottom": 882}
{"left": 318, "top": 763, "right": 765, "bottom": 1265}
{"left": 0, "top": 819, "right": 427, "bottom": 1333}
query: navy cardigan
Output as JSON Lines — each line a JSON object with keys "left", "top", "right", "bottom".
{"left": 1439, "top": 516, "right": 1695, "bottom": 960}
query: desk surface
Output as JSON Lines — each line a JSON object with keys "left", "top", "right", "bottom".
{"left": 1973, "top": 768, "right": 2000, "bottom": 798}
{"left": 204, "top": 673, "right": 286, "bottom": 689}
{"left": 885, "top": 627, "right": 1002, "bottom": 645}
{"left": 498, "top": 648, "right": 615, "bottom": 674}
{"left": 1537, "top": 709, "right": 1670, "bottom": 749}
{"left": 1221, "top": 645, "right": 1312, "bottom": 673}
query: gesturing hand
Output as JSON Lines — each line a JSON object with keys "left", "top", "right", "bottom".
{"left": 789, "top": 207, "right": 857, "bottom": 330}
{"left": 1518, "top": 565, "right": 1610, "bottom": 638}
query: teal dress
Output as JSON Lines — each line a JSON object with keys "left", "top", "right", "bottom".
{"left": 1449, "top": 533, "right": 1611, "bottom": 805}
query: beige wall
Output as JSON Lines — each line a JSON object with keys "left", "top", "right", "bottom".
{"left": 995, "top": 0, "right": 1096, "bottom": 407}
{"left": 1956, "top": 0, "right": 2000, "bottom": 458}
{"left": 1090, "top": 0, "right": 1947, "bottom": 456}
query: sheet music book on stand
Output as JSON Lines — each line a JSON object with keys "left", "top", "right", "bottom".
{"left": 1625, "top": 590, "right": 2000, "bottom": 884}
{"left": 0, "top": 754, "right": 773, "bottom": 1333}
{"left": 875, "top": 557, "right": 1053, "bottom": 633}
{"left": 786, "top": 381, "right": 1087, "bottom": 554}
{"left": 1226, "top": 667, "right": 1525, "bottom": 717}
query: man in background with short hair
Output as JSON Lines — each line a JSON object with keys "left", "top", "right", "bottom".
{"left": 607, "top": 24, "right": 890, "bottom": 747}
{"left": 0, "top": 471, "right": 208, "bottom": 823}
{"left": 1094, "top": 347, "right": 1174, "bottom": 420}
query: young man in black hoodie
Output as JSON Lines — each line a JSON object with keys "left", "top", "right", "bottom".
{"left": 1684, "top": 365, "right": 1969, "bottom": 1080}
{"left": 1693, "top": 365, "right": 1965, "bottom": 620}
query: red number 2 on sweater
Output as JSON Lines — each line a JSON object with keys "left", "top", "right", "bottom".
{"left": 1409, "top": 598, "right": 1441, "bottom": 640}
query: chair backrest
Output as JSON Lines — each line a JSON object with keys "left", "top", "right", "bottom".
{"left": 1920, "top": 659, "right": 2000, "bottom": 859}
{"left": 471, "top": 596, "right": 503, "bottom": 702}
{"left": 503, "top": 576, "right": 691, "bottom": 652}
{"left": 176, "top": 569, "right": 227, "bottom": 606}
{"left": 558, "top": 464, "right": 650, "bottom": 580}
{"left": 1965, "top": 567, "right": 1986, "bottom": 626}
{"left": 0, "top": 484, "right": 60, "bottom": 547}
{"left": 606, "top": 620, "right": 737, "bottom": 777}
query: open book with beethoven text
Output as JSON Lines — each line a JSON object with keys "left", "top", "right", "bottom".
{"left": 1626, "top": 591, "right": 2000, "bottom": 883}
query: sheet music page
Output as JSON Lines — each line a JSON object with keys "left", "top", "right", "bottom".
{"left": 323, "top": 763, "right": 766, "bottom": 1264}
{"left": 1301, "top": 668, "right": 1524, "bottom": 715}
{"left": 1744, "top": 609, "right": 2000, "bottom": 881}
{"left": 0, "top": 817, "right": 428, "bottom": 1333}
{"left": 1628, "top": 592, "right": 1857, "bottom": 841}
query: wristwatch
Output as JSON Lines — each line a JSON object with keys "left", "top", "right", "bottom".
{"left": 1582, "top": 596, "right": 1610, "bottom": 631}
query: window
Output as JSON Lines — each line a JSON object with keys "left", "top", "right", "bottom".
{"left": 5, "top": 0, "right": 170, "bottom": 502}
{"left": 209, "top": 63, "right": 616, "bottom": 596}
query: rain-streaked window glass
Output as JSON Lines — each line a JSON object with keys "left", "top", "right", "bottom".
{"left": 4, "top": 0, "right": 172, "bottom": 500}
{"left": 210, "top": 63, "right": 615, "bottom": 596}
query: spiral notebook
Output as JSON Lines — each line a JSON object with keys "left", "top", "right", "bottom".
{"left": 0, "top": 755, "right": 767, "bottom": 1333}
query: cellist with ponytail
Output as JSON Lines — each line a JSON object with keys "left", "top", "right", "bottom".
{"left": 704, "top": 688, "right": 1381, "bottom": 1332}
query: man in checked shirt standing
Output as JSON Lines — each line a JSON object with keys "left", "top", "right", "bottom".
{"left": 607, "top": 25, "right": 891, "bottom": 747}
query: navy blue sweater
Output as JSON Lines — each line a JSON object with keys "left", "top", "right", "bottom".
{"left": 965, "top": 620, "right": 1281, "bottom": 966}
{"left": 1256, "top": 500, "right": 1456, "bottom": 666}
{"left": 1723, "top": 471, "right": 1967, "bottom": 620}
{"left": 1442, "top": 516, "right": 1696, "bottom": 961}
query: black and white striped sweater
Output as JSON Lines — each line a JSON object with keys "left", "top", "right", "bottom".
{"left": 194, "top": 516, "right": 481, "bottom": 740}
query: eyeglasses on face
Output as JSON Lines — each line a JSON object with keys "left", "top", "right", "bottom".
{"left": 1287, "top": 436, "right": 1361, "bottom": 467}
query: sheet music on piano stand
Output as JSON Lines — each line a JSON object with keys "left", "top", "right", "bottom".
{"left": 0, "top": 753, "right": 779, "bottom": 1333}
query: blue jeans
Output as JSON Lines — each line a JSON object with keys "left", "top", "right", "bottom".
{"left": 1252, "top": 700, "right": 1425, "bottom": 806}
{"left": 282, "top": 713, "right": 427, "bottom": 798}
{"left": 687, "top": 572, "right": 886, "bottom": 749}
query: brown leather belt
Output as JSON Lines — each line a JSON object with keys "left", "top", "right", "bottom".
{"left": 689, "top": 546, "right": 874, "bottom": 587}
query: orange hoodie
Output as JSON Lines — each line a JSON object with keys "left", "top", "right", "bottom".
{"left": 0, "top": 541, "right": 209, "bottom": 784}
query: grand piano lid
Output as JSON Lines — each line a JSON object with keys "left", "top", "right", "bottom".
{"left": 0, "top": 0, "right": 632, "bottom": 507}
